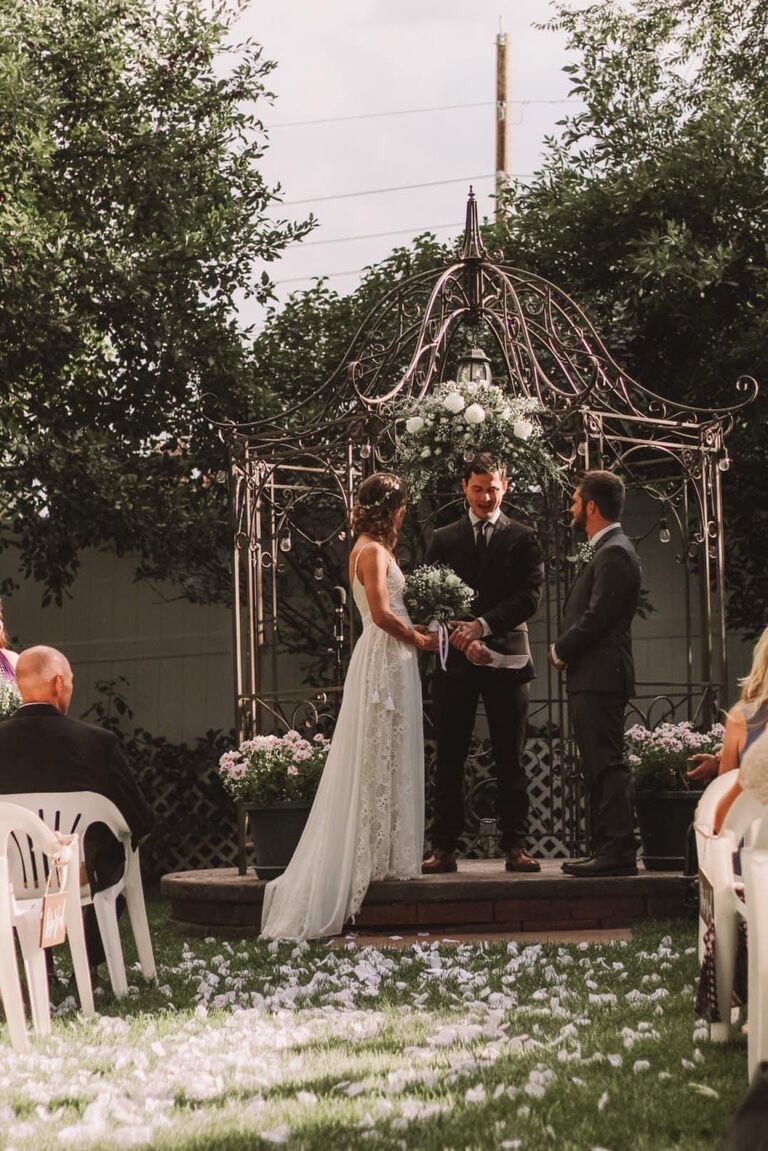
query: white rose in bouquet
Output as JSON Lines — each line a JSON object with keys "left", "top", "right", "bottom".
{"left": 513, "top": 418, "right": 534, "bottom": 441}
{"left": 420, "top": 446, "right": 431, "bottom": 458}
{"left": 464, "top": 403, "right": 486, "bottom": 425}
{"left": 442, "top": 392, "right": 465, "bottom": 414}
{"left": 405, "top": 415, "right": 425, "bottom": 434}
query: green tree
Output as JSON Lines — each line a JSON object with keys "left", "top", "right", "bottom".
{"left": 0, "top": 0, "right": 312, "bottom": 604}
{"left": 496, "top": 0, "right": 768, "bottom": 634}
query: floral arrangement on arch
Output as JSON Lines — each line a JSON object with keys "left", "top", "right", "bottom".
{"left": 395, "top": 378, "right": 561, "bottom": 500}
{"left": 625, "top": 720, "right": 725, "bottom": 793}
{"left": 218, "top": 730, "right": 330, "bottom": 807}
{"left": 0, "top": 678, "right": 20, "bottom": 721}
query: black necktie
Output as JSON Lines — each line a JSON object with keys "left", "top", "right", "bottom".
{"left": 476, "top": 521, "right": 488, "bottom": 552}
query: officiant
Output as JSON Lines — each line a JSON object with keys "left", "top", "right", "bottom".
{"left": 422, "top": 454, "right": 545, "bottom": 874}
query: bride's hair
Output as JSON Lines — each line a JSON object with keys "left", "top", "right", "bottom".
{"left": 351, "top": 473, "right": 407, "bottom": 548}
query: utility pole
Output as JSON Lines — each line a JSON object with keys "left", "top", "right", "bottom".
{"left": 495, "top": 23, "right": 508, "bottom": 222}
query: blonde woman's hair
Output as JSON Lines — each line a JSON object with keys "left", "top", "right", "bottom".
{"left": 739, "top": 626, "right": 768, "bottom": 712}
{"left": 350, "top": 473, "right": 407, "bottom": 550}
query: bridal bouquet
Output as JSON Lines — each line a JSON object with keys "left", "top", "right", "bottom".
{"left": 404, "top": 564, "right": 473, "bottom": 625}
{"left": 218, "top": 729, "right": 331, "bottom": 807}
{"left": 0, "top": 677, "right": 20, "bottom": 720}
{"left": 396, "top": 379, "right": 560, "bottom": 500}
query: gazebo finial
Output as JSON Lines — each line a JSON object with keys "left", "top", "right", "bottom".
{"left": 459, "top": 187, "right": 486, "bottom": 261}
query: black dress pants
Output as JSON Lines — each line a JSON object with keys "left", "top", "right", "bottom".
{"left": 568, "top": 690, "right": 636, "bottom": 860}
{"left": 431, "top": 668, "right": 529, "bottom": 852}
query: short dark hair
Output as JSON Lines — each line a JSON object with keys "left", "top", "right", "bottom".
{"left": 578, "top": 469, "right": 625, "bottom": 521}
{"left": 462, "top": 453, "right": 507, "bottom": 483}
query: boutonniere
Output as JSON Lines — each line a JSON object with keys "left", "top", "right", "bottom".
{"left": 566, "top": 541, "right": 595, "bottom": 568}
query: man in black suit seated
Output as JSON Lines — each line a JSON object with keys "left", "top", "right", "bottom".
{"left": 422, "top": 454, "right": 545, "bottom": 875}
{"left": 549, "top": 470, "right": 641, "bottom": 877}
{"left": 0, "top": 645, "right": 154, "bottom": 973}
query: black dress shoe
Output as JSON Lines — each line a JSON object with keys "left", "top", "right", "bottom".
{"left": 562, "top": 856, "right": 638, "bottom": 877}
{"left": 561, "top": 856, "right": 594, "bottom": 872}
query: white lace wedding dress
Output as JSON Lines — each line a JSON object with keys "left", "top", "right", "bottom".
{"left": 260, "top": 552, "right": 424, "bottom": 941}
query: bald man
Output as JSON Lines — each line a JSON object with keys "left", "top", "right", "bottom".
{"left": 0, "top": 646, "right": 153, "bottom": 970}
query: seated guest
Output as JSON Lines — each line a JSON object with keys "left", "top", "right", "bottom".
{"left": 687, "top": 626, "right": 768, "bottom": 831}
{"left": 0, "top": 599, "right": 19, "bottom": 682}
{"left": 0, "top": 646, "right": 154, "bottom": 975}
{"left": 736, "top": 727, "right": 768, "bottom": 806}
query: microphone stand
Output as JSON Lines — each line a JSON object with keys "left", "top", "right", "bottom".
{"left": 331, "top": 585, "right": 347, "bottom": 687}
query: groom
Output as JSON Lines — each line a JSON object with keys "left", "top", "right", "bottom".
{"left": 422, "top": 454, "right": 545, "bottom": 874}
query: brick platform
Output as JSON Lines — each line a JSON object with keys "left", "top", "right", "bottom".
{"left": 161, "top": 860, "right": 687, "bottom": 937}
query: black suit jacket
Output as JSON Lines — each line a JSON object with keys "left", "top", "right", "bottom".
{"left": 0, "top": 704, "right": 154, "bottom": 891}
{"left": 555, "top": 527, "right": 641, "bottom": 696}
{"left": 425, "top": 512, "right": 544, "bottom": 680}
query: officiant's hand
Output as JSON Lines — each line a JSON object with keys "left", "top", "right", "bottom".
{"left": 450, "top": 620, "right": 483, "bottom": 652}
{"left": 465, "top": 640, "right": 493, "bottom": 666}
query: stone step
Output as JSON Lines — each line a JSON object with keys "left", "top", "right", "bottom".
{"left": 161, "top": 859, "right": 689, "bottom": 937}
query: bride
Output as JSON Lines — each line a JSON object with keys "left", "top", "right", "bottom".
{"left": 260, "top": 472, "right": 437, "bottom": 941}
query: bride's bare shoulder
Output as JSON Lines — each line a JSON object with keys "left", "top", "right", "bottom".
{"left": 352, "top": 536, "right": 389, "bottom": 559}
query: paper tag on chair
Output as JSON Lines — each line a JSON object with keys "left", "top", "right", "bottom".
{"left": 39, "top": 855, "right": 68, "bottom": 949}
{"left": 698, "top": 871, "right": 714, "bottom": 928}
{"left": 40, "top": 892, "right": 67, "bottom": 948}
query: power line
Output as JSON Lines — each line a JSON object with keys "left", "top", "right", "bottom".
{"left": 302, "top": 221, "right": 464, "bottom": 247}
{"left": 274, "top": 268, "right": 368, "bottom": 286}
{"left": 281, "top": 173, "right": 522, "bottom": 206}
{"left": 268, "top": 98, "right": 577, "bottom": 129}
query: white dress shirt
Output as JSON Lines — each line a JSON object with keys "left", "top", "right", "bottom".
{"left": 466, "top": 510, "right": 528, "bottom": 670}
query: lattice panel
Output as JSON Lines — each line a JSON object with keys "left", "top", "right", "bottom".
{"left": 135, "top": 764, "right": 240, "bottom": 881}
{"left": 143, "top": 733, "right": 584, "bottom": 879}
{"left": 424, "top": 734, "right": 578, "bottom": 859}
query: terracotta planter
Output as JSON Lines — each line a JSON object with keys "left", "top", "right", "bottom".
{"left": 246, "top": 802, "right": 312, "bottom": 880}
{"left": 635, "top": 790, "right": 701, "bottom": 872}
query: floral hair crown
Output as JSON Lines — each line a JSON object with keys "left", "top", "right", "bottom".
{"left": 358, "top": 482, "right": 401, "bottom": 511}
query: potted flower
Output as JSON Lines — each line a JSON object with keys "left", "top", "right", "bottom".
{"left": 219, "top": 730, "right": 330, "bottom": 879}
{"left": 625, "top": 720, "right": 725, "bottom": 871}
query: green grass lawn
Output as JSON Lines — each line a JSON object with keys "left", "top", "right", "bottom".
{"left": 0, "top": 903, "right": 750, "bottom": 1150}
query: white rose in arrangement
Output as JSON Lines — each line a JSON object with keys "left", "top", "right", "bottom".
{"left": 446, "top": 573, "right": 461, "bottom": 586}
{"left": 420, "top": 446, "right": 431, "bottom": 458}
{"left": 464, "top": 403, "right": 486, "bottom": 425}
{"left": 513, "top": 418, "right": 534, "bottom": 440}
{"left": 442, "top": 391, "right": 465, "bottom": 414}
{"left": 405, "top": 415, "right": 425, "bottom": 434}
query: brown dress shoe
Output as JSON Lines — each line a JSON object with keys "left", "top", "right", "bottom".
{"left": 505, "top": 848, "right": 541, "bottom": 873}
{"left": 422, "top": 849, "right": 457, "bottom": 874}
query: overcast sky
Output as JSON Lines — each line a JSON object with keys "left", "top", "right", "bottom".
{"left": 230, "top": 1, "right": 575, "bottom": 326}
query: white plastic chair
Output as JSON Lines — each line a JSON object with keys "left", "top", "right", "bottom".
{"left": 0, "top": 801, "right": 94, "bottom": 1051}
{"left": 694, "top": 773, "right": 746, "bottom": 960}
{"left": 740, "top": 845, "right": 768, "bottom": 1080}
{"left": 696, "top": 792, "right": 767, "bottom": 1040}
{"left": 4, "top": 792, "right": 156, "bottom": 998}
